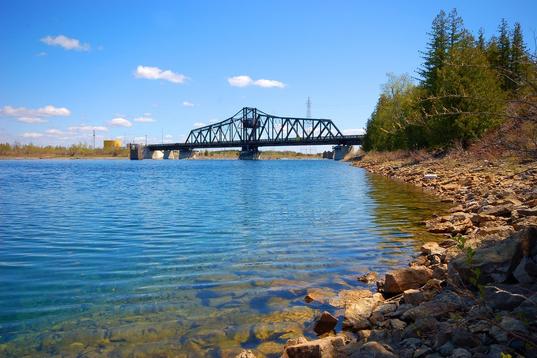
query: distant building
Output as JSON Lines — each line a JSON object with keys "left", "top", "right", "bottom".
{"left": 103, "top": 139, "right": 122, "bottom": 150}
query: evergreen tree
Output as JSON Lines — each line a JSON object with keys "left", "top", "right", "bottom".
{"left": 448, "top": 8, "right": 465, "bottom": 48}
{"left": 497, "top": 18, "right": 513, "bottom": 90}
{"left": 426, "top": 41, "right": 505, "bottom": 147}
{"left": 476, "top": 28, "right": 486, "bottom": 52}
{"left": 419, "top": 10, "right": 448, "bottom": 92}
{"left": 510, "top": 22, "right": 527, "bottom": 90}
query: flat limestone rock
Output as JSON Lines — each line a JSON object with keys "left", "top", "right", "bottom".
{"left": 383, "top": 266, "right": 433, "bottom": 295}
{"left": 283, "top": 336, "right": 345, "bottom": 358}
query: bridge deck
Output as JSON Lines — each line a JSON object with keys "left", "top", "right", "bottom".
{"left": 147, "top": 135, "right": 363, "bottom": 151}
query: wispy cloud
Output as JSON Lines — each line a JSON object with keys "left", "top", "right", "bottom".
{"left": 45, "top": 129, "right": 64, "bottom": 136}
{"left": 0, "top": 105, "right": 71, "bottom": 123}
{"left": 22, "top": 132, "right": 44, "bottom": 138}
{"left": 41, "top": 35, "right": 90, "bottom": 51}
{"left": 133, "top": 115, "right": 155, "bottom": 123}
{"left": 135, "top": 65, "right": 187, "bottom": 84}
{"left": 227, "top": 75, "right": 286, "bottom": 88}
{"left": 182, "top": 101, "right": 194, "bottom": 107}
{"left": 193, "top": 122, "right": 206, "bottom": 128}
{"left": 69, "top": 125, "right": 108, "bottom": 132}
{"left": 109, "top": 117, "right": 132, "bottom": 128}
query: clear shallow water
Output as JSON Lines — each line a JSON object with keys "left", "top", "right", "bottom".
{"left": 0, "top": 159, "right": 446, "bottom": 357}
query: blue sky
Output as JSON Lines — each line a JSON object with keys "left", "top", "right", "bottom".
{"left": 1, "top": 0, "right": 536, "bottom": 149}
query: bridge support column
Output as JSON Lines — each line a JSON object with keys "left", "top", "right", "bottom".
{"left": 142, "top": 147, "right": 153, "bottom": 159}
{"left": 333, "top": 145, "right": 353, "bottom": 161}
{"left": 178, "top": 148, "right": 194, "bottom": 159}
{"left": 239, "top": 146, "right": 260, "bottom": 160}
{"left": 163, "top": 150, "right": 178, "bottom": 159}
{"left": 129, "top": 144, "right": 144, "bottom": 160}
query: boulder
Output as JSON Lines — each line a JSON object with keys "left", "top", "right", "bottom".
{"left": 483, "top": 285, "right": 526, "bottom": 311}
{"left": 401, "top": 291, "right": 467, "bottom": 321}
{"left": 383, "top": 266, "right": 433, "bottom": 295}
{"left": 420, "top": 242, "right": 445, "bottom": 256}
{"left": 357, "top": 272, "right": 378, "bottom": 284}
{"left": 517, "top": 207, "right": 537, "bottom": 217}
{"left": 480, "top": 204, "right": 513, "bottom": 217}
{"left": 449, "top": 227, "right": 537, "bottom": 285}
{"left": 513, "top": 256, "right": 537, "bottom": 284}
{"left": 328, "top": 289, "right": 374, "bottom": 308}
{"left": 283, "top": 336, "right": 345, "bottom": 358}
{"left": 313, "top": 311, "right": 338, "bottom": 335}
{"left": 349, "top": 341, "right": 397, "bottom": 358}
{"left": 342, "top": 294, "right": 383, "bottom": 331}
{"left": 402, "top": 289, "right": 426, "bottom": 305}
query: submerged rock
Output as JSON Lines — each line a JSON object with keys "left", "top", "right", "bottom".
{"left": 357, "top": 272, "right": 378, "bottom": 284}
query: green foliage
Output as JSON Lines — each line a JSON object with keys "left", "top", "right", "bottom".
{"left": 454, "top": 235, "right": 485, "bottom": 298}
{"left": 363, "top": 9, "right": 536, "bottom": 152}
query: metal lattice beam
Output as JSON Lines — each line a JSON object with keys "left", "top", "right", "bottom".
{"left": 147, "top": 107, "right": 363, "bottom": 151}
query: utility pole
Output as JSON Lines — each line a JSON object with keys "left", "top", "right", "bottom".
{"left": 306, "top": 97, "right": 312, "bottom": 155}
{"left": 145, "top": 135, "right": 147, "bottom": 146}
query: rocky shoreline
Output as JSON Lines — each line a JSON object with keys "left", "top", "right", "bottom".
{"left": 238, "top": 153, "right": 537, "bottom": 358}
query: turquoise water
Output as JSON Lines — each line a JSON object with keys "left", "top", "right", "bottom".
{"left": 0, "top": 159, "right": 445, "bottom": 357}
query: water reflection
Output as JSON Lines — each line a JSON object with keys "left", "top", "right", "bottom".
{"left": 0, "top": 160, "right": 446, "bottom": 357}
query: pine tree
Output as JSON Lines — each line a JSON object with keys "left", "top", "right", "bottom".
{"left": 419, "top": 10, "right": 448, "bottom": 92}
{"left": 497, "top": 19, "right": 512, "bottom": 90}
{"left": 448, "top": 8, "right": 464, "bottom": 48}
{"left": 510, "top": 22, "right": 527, "bottom": 90}
{"left": 476, "top": 28, "right": 486, "bottom": 52}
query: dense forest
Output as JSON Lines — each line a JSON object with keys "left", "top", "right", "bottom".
{"left": 362, "top": 9, "right": 537, "bottom": 152}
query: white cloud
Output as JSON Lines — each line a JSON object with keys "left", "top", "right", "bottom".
{"left": 22, "top": 132, "right": 43, "bottom": 138}
{"left": 41, "top": 35, "right": 90, "bottom": 51}
{"left": 228, "top": 75, "right": 253, "bottom": 87}
{"left": 18, "top": 117, "right": 47, "bottom": 124}
{"left": 227, "top": 75, "right": 286, "bottom": 88}
{"left": 69, "top": 125, "right": 108, "bottom": 132}
{"left": 182, "top": 101, "right": 194, "bottom": 107}
{"left": 36, "top": 51, "right": 47, "bottom": 57}
{"left": 133, "top": 116, "right": 155, "bottom": 123}
{"left": 135, "top": 65, "right": 187, "bottom": 84}
{"left": 109, "top": 117, "right": 132, "bottom": 128}
{"left": 343, "top": 128, "right": 366, "bottom": 135}
{"left": 46, "top": 129, "right": 63, "bottom": 136}
{"left": 165, "top": 134, "right": 173, "bottom": 139}
{"left": 0, "top": 105, "right": 71, "bottom": 124}
{"left": 193, "top": 122, "right": 206, "bottom": 128}
{"left": 254, "top": 79, "right": 286, "bottom": 88}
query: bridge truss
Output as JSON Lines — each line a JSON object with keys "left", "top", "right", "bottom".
{"left": 183, "top": 107, "right": 358, "bottom": 148}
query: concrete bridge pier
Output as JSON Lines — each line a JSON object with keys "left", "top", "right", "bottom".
{"left": 333, "top": 145, "right": 353, "bottom": 161}
{"left": 178, "top": 149, "right": 194, "bottom": 159}
{"left": 142, "top": 147, "right": 153, "bottom": 159}
{"left": 163, "top": 150, "right": 178, "bottom": 159}
{"left": 239, "top": 146, "right": 260, "bottom": 160}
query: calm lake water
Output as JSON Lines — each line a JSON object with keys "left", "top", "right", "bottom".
{"left": 0, "top": 159, "right": 446, "bottom": 357}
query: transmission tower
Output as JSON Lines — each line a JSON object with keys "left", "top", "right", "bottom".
{"left": 306, "top": 96, "right": 312, "bottom": 118}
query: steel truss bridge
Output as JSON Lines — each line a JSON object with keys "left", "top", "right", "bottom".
{"left": 136, "top": 107, "right": 363, "bottom": 159}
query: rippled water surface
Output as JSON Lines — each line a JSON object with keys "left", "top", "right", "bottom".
{"left": 0, "top": 159, "right": 446, "bottom": 357}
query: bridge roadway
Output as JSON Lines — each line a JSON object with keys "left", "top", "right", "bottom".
{"left": 133, "top": 107, "right": 363, "bottom": 160}
{"left": 146, "top": 135, "right": 363, "bottom": 151}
